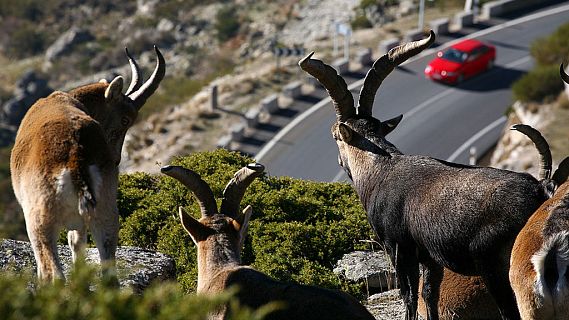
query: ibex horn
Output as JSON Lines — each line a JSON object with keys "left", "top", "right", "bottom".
{"left": 161, "top": 166, "right": 218, "bottom": 217}
{"left": 128, "top": 45, "right": 166, "bottom": 110}
{"left": 299, "top": 52, "right": 355, "bottom": 122}
{"left": 561, "top": 63, "right": 569, "bottom": 85}
{"left": 358, "top": 30, "right": 436, "bottom": 117}
{"left": 511, "top": 124, "right": 552, "bottom": 180}
{"left": 552, "top": 156, "right": 569, "bottom": 186}
{"left": 219, "top": 163, "right": 264, "bottom": 218}
{"left": 124, "top": 47, "right": 143, "bottom": 96}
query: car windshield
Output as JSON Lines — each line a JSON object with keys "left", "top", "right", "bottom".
{"left": 441, "top": 48, "right": 468, "bottom": 63}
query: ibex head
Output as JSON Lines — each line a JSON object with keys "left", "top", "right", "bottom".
{"left": 299, "top": 31, "right": 435, "bottom": 179}
{"left": 69, "top": 46, "right": 165, "bottom": 165}
{"left": 160, "top": 164, "right": 264, "bottom": 256}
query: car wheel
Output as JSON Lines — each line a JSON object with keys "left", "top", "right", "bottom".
{"left": 487, "top": 59, "right": 494, "bottom": 70}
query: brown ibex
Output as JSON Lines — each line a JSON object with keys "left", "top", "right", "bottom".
{"left": 418, "top": 269, "right": 500, "bottom": 320}
{"left": 161, "top": 163, "right": 376, "bottom": 320}
{"left": 10, "top": 46, "right": 165, "bottom": 282}
{"left": 299, "top": 31, "right": 550, "bottom": 320}
{"left": 509, "top": 70, "right": 569, "bottom": 319}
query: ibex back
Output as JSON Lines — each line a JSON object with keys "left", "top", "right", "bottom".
{"left": 10, "top": 46, "right": 165, "bottom": 281}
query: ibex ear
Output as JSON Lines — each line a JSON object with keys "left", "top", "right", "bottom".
{"left": 338, "top": 123, "right": 353, "bottom": 143}
{"left": 104, "top": 76, "right": 124, "bottom": 102}
{"left": 179, "top": 207, "right": 208, "bottom": 246}
{"left": 381, "top": 114, "right": 403, "bottom": 136}
{"left": 234, "top": 205, "right": 253, "bottom": 250}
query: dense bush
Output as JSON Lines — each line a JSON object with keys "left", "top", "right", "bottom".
{"left": 512, "top": 64, "right": 565, "bottom": 103}
{"left": 118, "top": 149, "right": 373, "bottom": 297}
{"left": 512, "top": 22, "right": 569, "bottom": 103}
{"left": 530, "top": 22, "right": 569, "bottom": 66}
{"left": 0, "top": 261, "right": 271, "bottom": 320}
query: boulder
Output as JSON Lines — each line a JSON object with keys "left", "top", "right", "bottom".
{"left": 45, "top": 27, "right": 95, "bottom": 62}
{"left": 334, "top": 250, "right": 396, "bottom": 291}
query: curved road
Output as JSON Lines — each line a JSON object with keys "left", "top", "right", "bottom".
{"left": 257, "top": 3, "right": 569, "bottom": 182}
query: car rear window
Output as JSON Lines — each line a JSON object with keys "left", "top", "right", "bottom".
{"left": 441, "top": 48, "right": 467, "bottom": 63}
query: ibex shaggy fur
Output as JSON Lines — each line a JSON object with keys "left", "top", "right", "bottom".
{"left": 161, "top": 164, "right": 375, "bottom": 320}
{"left": 509, "top": 72, "right": 569, "bottom": 319}
{"left": 10, "top": 46, "right": 165, "bottom": 282}
{"left": 299, "top": 31, "right": 550, "bottom": 320}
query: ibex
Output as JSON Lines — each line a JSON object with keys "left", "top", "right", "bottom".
{"left": 161, "top": 164, "right": 376, "bottom": 320}
{"left": 10, "top": 46, "right": 165, "bottom": 282}
{"left": 299, "top": 30, "right": 550, "bottom": 320}
{"left": 509, "top": 71, "right": 569, "bottom": 319}
{"left": 418, "top": 269, "right": 500, "bottom": 320}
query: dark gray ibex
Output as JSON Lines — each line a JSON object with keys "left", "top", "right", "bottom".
{"left": 161, "top": 164, "right": 376, "bottom": 320}
{"left": 11, "top": 46, "right": 165, "bottom": 282}
{"left": 509, "top": 68, "right": 569, "bottom": 320}
{"left": 299, "top": 31, "right": 549, "bottom": 320}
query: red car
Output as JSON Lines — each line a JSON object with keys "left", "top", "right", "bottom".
{"left": 424, "top": 39, "right": 496, "bottom": 85}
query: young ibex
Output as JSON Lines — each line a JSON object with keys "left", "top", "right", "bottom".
{"left": 509, "top": 72, "right": 569, "bottom": 319}
{"left": 10, "top": 46, "right": 165, "bottom": 282}
{"left": 299, "top": 31, "right": 550, "bottom": 320}
{"left": 161, "top": 164, "right": 376, "bottom": 320}
{"left": 418, "top": 269, "right": 500, "bottom": 320}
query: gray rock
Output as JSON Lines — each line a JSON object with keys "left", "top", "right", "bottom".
{"left": 0, "top": 239, "right": 175, "bottom": 292}
{"left": 366, "top": 289, "right": 405, "bottom": 320}
{"left": 0, "top": 71, "right": 52, "bottom": 145}
{"left": 45, "top": 27, "right": 94, "bottom": 62}
{"left": 334, "top": 250, "right": 397, "bottom": 291}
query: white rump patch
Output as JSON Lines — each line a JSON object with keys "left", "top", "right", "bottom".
{"left": 55, "top": 169, "right": 74, "bottom": 198}
{"left": 531, "top": 231, "right": 569, "bottom": 309}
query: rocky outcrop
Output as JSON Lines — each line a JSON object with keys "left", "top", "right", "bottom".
{"left": 334, "top": 250, "right": 397, "bottom": 292}
{"left": 44, "top": 27, "right": 94, "bottom": 64}
{"left": 0, "top": 71, "right": 53, "bottom": 146}
{"left": 0, "top": 239, "right": 175, "bottom": 292}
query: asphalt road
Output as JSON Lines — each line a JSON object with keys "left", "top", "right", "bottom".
{"left": 256, "top": 3, "right": 569, "bottom": 182}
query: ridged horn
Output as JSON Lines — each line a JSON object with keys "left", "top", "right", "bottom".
{"left": 511, "top": 124, "right": 552, "bottom": 180}
{"left": 161, "top": 166, "right": 218, "bottom": 217}
{"left": 124, "top": 47, "right": 143, "bottom": 96}
{"left": 552, "top": 157, "right": 569, "bottom": 186}
{"left": 299, "top": 52, "right": 355, "bottom": 122}
{"left": 219, "top": 163, "right": 264, "bottom": 218}
{"left": 358, "top": 30, "right": 436, "bottom": 117}
{"left": 561, "top": 63, "right": 569, "bottom": 85}
{"left": 128, "top": 45, "right": 166, "bottom": 110}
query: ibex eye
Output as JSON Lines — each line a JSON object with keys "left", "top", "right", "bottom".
{"left": 121, "top": 117, "right": 130, "bottom": 126}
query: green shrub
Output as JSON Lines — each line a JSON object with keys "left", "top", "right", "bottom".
{"left": 351, "top": 14, "right": 373, "bottom": 30}
{"left": 530, "top": 22, "right": 569, "bottom": 66}
{"left": 512, "top": 64, "right": 564, "bottom": 103}
{"left": 215, "top": 4, "right": 241, "bottom": 42}
{"left": 0, "top": 261, "right": 270, "bottom": 320}
{"left": 118, "top": 150, "right": 372, "bottom": 297}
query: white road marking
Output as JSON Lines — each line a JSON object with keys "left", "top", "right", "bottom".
{"left": 256, "top": 3, "right": 569, "bottom": 181}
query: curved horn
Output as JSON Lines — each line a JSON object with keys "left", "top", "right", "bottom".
{"left": 128, "top": 45, "right": 166, "bottom": 110}
{"left": 358, "top": 30, "right": 436, "bottom": 117}
{"left": 511, "top": 124, "right": 552, "bottom": 180}
{"left": 561, "top": 63, "right": 569, "bottom": 85}
{"left": 552, "top": 156, "right": 569, "bottom": 186}
{"left": 219, "top": 163, "right": 264, "bottom": 218}
{"left": 124, "top": 47, "right": 143, "bottom": 96}
{"left": 299, "top": 52, "right": 355, "bottom": 122}
{"left": 161, "top": 165, "right": 218, "bottom": 217}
